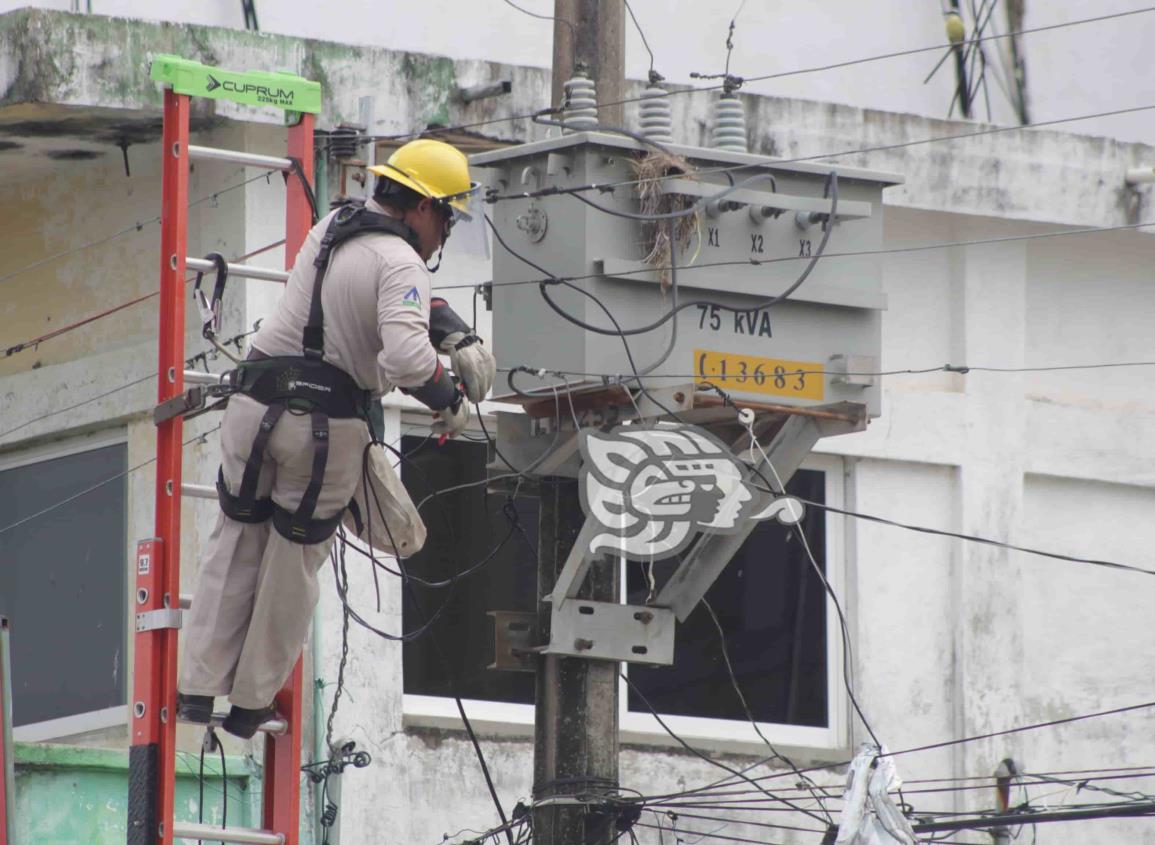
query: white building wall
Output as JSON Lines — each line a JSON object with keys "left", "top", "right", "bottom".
{"left": 2, "top": 11, "right": 1155, "bottom": 843}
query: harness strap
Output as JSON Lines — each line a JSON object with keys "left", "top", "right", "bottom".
{"left": 287, "top": 410, "right": 330, "bottom": 541}
{"left": 239, "top": 403, "right": 287, "bottom": 512}
{"left": 303, "top": 203, "right": 422, "bottom": 360}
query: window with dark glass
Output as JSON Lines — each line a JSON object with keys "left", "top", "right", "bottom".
{"left": 0, "top": 442, "right": 128, "bottom": 727}
{"left": 401, "top": 435, "right": 829, "bottom": 728}
{"left": 626, "top": 469, "right": 828, "bottom": 727}
{"left": 401, "top": 435, "right": 538, "bottom": 705}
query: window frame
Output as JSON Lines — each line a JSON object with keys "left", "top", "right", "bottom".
{"left": 398, "top": 413, "right": 850, "bottom": 755}
{"left": 0, "top": 427, "right": 130, "bottom": 741}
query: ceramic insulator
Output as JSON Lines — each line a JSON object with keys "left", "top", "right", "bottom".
{"left": 711, "top": 94, "right": 748, "bottom": 152}
{"left": 562, "top": 72, "right": 598, "bottom": 133}
{"left": 638, "top": 83, "right": 673, "bottom": 144}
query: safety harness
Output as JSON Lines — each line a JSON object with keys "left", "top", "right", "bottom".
{"left": 214, "top": 202, "right": 425, "bottom": 544}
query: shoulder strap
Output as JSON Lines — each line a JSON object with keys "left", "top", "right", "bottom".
{"left": 303, "top": 203, "right": 422, "bottom": 359}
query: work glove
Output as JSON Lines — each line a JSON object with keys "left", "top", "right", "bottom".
{"left": 432, "top": 395, "right": 470, "bottom": 438}
{"left": 428, "top": 297, "right": 496, "bottom": 402}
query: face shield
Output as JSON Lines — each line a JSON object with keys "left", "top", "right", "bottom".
{"left": 439, "top": 182, "right": 482, "bottom": 224}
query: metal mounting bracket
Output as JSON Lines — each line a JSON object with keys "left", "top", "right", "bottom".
{"left": 545, "top": 599, "right": 675, "bottom": 665}
{"left": 655, "top": 414, "right": 825, "bottom": 620}
{"left": 541, "top": 518, "right": 677, "bottom": 665}
{"left": 487, "top": 611, "right": 539, "bottom": 673}
{"left": 136, "top": 609, "right": 183, "bottom": 633}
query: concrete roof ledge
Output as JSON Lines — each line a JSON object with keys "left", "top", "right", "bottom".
{"left": 2, "top": 7, "right": 1152, "bottom": 230}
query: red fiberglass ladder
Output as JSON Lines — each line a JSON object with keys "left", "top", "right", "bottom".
{"left": 129, "top": 56, "right": 321, "bottom": 845}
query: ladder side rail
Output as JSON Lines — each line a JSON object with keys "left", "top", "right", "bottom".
{"left": 131, "top": 87, "right": 191, "bottom": 845}
{"left": 261, "top": 111, "right": 315, "bottom": 845}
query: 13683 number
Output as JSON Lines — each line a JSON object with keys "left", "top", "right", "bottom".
{"left": 693, "top": 349, "right": 824, "bottom": 401}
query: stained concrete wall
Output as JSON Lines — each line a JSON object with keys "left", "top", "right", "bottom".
{"left": 3, "top": 0, "right": 1154, "bottom": 143}
{"left": 1, "top": 10, "right": 1154, "bottom": 845}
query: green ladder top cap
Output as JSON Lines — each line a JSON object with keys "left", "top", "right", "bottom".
{"left": 149, "top": 54, "right": 322, "bottom": 114}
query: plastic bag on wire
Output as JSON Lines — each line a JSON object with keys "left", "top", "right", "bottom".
{"left": 342, "top": 443, "right": 427, "bottom": 556}
{"left": 835, "top": 744, "right": 918, "bottom": 845}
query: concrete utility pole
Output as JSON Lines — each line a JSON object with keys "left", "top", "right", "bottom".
{"left": 551, "top": 0, "right": 626, "bottom": 126}
{"left": 532, "top": 479, "right": 620, "bottom": 845}
{"left": 531, "top": 8, "right": 625, "bottom": 843}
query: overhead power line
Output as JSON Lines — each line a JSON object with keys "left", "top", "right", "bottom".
{"left": 0, "top": 425, "right": 221, "bottom": 537}
{"left": 334, "top": 7, "right": 1155, "bottom": 146}
{"left": 0, "top": 170, "right": 276, "bottom": 289}
{"left": 638, "top": 699, "right": 1155, "bottom": 804}
{"left": 498, "top": 0, "right": 576, "bottom": 43}
{"left": 4, "top": 238, "right": 284, "bottom": 361}
{"left": 484, "top": 102, "right": 1155, "bottom": 205}
{"left": 740, "top": 5, "right": 1155, "bottom": 86}
{"left": 437, "top": 217, "right": 1155, "bottom": 297}
{"left": 787, "top": 494, "right": 1155, "bottom": 579}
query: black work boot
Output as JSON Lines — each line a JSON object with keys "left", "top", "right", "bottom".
{"left": 176, "top": 693, "right": 214, "bottom": 725}
{"left": 222, "top": 704, "right": 278, "bottom": 739}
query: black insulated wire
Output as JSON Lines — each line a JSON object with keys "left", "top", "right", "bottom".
{"left": 530, "top": 172, "right": 838, "bottom": 338}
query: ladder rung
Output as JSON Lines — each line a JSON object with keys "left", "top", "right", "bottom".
{"left": 181, "top": 482, "right": 217, "bottom": 500}
{"left": 186, "top": 257, "right": 289, "bottom": 283}
{"left": 178, "top": 711, "right": 288, "bottom": 736}
{"left": 172, "top": 821, "right": 283, "bottom": 845}
{"left": 184, "top": 369, "right": 222, "bottom": 385}
{"left": 188, "top": 144, "right": 294, "bottom": 172}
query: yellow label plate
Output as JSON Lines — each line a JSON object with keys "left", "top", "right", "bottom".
{"left": 693, "top": 349, "right": 825, "bottom": 401}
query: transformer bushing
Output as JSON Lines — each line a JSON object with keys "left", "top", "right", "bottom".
{"left": 638, "top": 82, "right": 674, "bottom": 144}
{"left": 562, "top": 71, "right": 598, "bottom": 134}
{"left": 711, "top": 94, "right": 748, "bottom": 152}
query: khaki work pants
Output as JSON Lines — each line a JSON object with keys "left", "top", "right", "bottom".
{"left": 179, "top": 393, "right": 370, "bottom": 709}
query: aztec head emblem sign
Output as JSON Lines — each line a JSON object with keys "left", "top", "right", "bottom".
{"left": 579, "top": 423, "right": 805, "bottom": 561}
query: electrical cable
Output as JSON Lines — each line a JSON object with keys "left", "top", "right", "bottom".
{"left": 502, "top": 174, "right": 836, "bottom": 337}
{"left": 633, "top": 820, "right": 787, "bottom": 845}
{"left": 748, "top": 491, "right": 1155, "bottom": 579}
{"left": 745, "top": 422, "right": 882, "bottom": 749}
{"left": 643, "top": 809, "right": 828, "bottom": 836}
{"left": 498, "top": 0, "right": 576, "bottom": 44}
{"left": 621, "top": 672, "right": 832, "bottom": 826}
{"left": 638, "top": 766, "right": 1155, "bottom": 810}
{"left": 0, "top": 169, "right": 279, "bottom": 288}
{"left": 1022, "top": 770, "right": 1155, "bottom": 803}
{"left": 0, "top": 372, "right": 156, "bottom": 441}
{"left": 0, "top": 424, "right": 220, "bottom": 537}
{"left": 484, "top": 102, "right": 1155, "bottom": 206}
{"left": 493, "top": 357, "right": 1155, "bottom": 382}
{"left": 623, "top": 0, "right": 655, "bottom": 75}
{"left": 435, "top": 217, "right": 1155, "bottom": 294}
{"left": 322, "top": 5, "right": 1155, "bottom": 150}
{"left": 484, "top": 213, "right": 680, "bottom": 420}
{"left": 700, "top": 597, "right": 835, "bottom": 824}
{"left": 5, "top": 235, "right": 285, "bottom": 360}
{"left": 338, "top": 432, "right": 525, "bottom": 845}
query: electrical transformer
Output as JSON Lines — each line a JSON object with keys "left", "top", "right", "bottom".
{"left": 472, "top": 132, "right": 901, "bottom": 421}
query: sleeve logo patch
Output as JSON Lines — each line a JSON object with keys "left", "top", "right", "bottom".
{"left": 401, "top": 286, "right": 422, "bottom": 309}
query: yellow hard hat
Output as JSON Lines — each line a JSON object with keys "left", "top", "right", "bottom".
{"left": 367, "top": 139, "right": 478, "bottom": 221}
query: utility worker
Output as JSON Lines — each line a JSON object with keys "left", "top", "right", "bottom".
{"left": 176, "top": 139, "right": 495, "bottom": 738}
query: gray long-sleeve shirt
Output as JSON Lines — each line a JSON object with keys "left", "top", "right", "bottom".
{"left": 251, "top": 199, "right": 437, "bottom": 398}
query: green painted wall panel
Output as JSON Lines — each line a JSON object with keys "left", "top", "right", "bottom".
{"left": 13, "top": 744, "right": 256, "bottom": 844}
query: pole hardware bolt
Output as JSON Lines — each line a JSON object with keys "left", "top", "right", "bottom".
{"left": 574, "top": 638, "right": 594, "bottom": 651}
